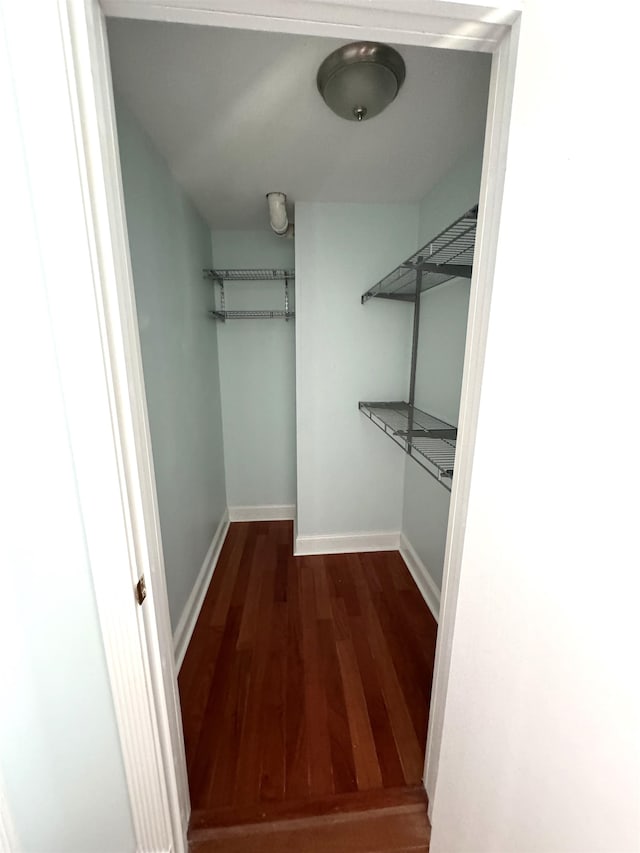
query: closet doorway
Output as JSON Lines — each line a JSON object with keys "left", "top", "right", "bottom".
{"left": 107, "top": 12, "right": 491, "bottom": 844}
{"left": 69, "top": 3, "right": 520, "bottom": 848}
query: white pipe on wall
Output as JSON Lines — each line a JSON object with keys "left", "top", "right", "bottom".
{"left": 267, "top": 192, "right": 294, "bottom": 237}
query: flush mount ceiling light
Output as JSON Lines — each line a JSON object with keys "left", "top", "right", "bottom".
{"left": 316, "top": 41, "right": 406, "bottom": 122}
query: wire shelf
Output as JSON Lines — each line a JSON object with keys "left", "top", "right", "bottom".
{"left": 203, "top": 268, "right": 295, "bottom": 282}
{"left": 205, "top": 268, "right": 295, "bottom": 322}
{"left": 359, "top": 401, "right": 457, "bottom": 490}
{"left": 210, "top": 310, "right": 295, "bottom": 321}
{"left": 361, "top": 206, "right": 477, "bottom": 303}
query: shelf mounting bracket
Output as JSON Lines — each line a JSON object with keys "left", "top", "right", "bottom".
{"left": 407, "top": 261, "right": 423, "bottom": 450}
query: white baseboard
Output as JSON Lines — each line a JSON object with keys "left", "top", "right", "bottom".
{"left": 173, "top": 509, "right": 230, "bottom": 671}
{"left": 228, "top": 504, "right": 296, "bottom": 522}
{"left": 399, "top": 533, "right": 441, "bottom": 622}
{"left": 294, "top": 530, "right": 400, "bottom": 556}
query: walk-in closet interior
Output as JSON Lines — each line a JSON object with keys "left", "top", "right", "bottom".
{"left": 107, "top": 17, "right": 490, "bottom": 843}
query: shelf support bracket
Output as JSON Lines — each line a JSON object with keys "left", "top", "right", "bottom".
{"left": 407, "top": 262, "right": 423, "bottom": 451}
{"left": 218, "top": 281, "right": 225, "bottom": 321}
{"left": 419, "top": 262, "right": 472, "bottom": 278}
{"left": 284, "top": 278, "right": 290, "bottom": 320}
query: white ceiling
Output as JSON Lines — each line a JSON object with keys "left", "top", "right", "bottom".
{"left": 107, "top": 20, "right": 491, "bottom": 230}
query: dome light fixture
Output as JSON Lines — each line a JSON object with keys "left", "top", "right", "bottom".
{"left": 316, "top": 41, "right": 406, "bottom": 122}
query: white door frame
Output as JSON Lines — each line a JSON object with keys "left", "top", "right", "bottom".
{"left": 38, "top": 1, "right": 521, "bottom": 850}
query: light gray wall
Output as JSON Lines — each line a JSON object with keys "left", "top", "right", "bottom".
{"left": 115, "top": 100, "right": 227, "bottom": 630}
{"left": 414, "top": 281, "right": 471, "bottom": 426}
{"left": 294, "top": 202, "right": 418, "bottom": 541}
{"left": 211, "top": 230, "right": 296, "bottom": 508}
{"left": 0, "top": 25, "right": 134, "bottom": 848}
{"left": 403, "top": 142, "right": 484, "bottom": 589}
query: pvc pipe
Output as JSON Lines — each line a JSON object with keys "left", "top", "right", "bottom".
{"left": 266, "top": 192, "right": 289, "bottom": 236}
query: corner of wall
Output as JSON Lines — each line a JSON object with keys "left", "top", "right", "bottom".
{"left": 400, "top": 137, "right": 485, "bottom": 603}
{"left": 399, "top": 531, "right": 440, "bottom": 623}
{"left": 173, "top": 509, "right": 230, "bottom": 670}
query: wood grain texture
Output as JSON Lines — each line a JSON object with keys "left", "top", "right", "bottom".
{"left": 190, "top": 785, "right": 428, "bottom": 832}
{"left": 178, "top": 521, "right": 437, "bottom": 833}
{"left": 190, "top": 802, "right": 430, "bottom": 852}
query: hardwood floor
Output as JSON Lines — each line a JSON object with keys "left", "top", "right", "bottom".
{"left": 189, "top": 799, "right": 431, "bottom": 852}
{"left": 178, "top": 520, "right": 437, "bottom": 840}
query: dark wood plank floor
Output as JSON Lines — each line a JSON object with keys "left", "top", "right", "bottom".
{"left": 179, "top": 521, "right": 437, "bottom": 831}
{"left": 189, "top": 800, "right": 431, "bottom": 852}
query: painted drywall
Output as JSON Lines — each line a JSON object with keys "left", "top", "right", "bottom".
{"left": 106, "top": 20, "right": 492, "bottom": 229}
{"left": 211, "top": 230, "right": 296, "bottom": 509}
{"left": 414, "top": 281, "right": 471, "bottom": 426}
{"left": 115, "top": 99, "right": 227, "bottom": 630}
{"left": 430, "top": 5, "right": 640, "bottom": 853}
{"left": 0, "top": 19, "right": 135, "bottom": 849}
{"left": 402, "top": 142, "right": 484, "bottom": 590}
{"left": 294, "top": 202, "right": 419, "bottom": 543}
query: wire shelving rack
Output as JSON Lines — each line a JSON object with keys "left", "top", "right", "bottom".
{"left": 361, "top": 206, "right": 477, "bottom": 304}
{"left": 203, "top": 268, "right": 295, "bottom": 321}
{"left": 359, "top": 402, "right": 457, "bottom": 489}
{"left": 359, "top": 205, "right": 478, "bottom": 489}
